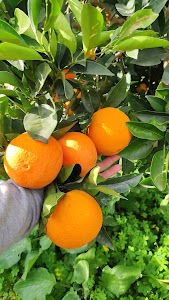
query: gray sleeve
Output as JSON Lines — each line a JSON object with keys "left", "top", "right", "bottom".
{"left": 0, "top": 179, "right": 44, "bottom": 255}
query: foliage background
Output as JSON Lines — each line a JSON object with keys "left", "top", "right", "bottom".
{"left": 1, "top": 0, "right": 169, "bottom": 299}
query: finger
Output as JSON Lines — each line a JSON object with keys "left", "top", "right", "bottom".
{"left": 99, "top": 164, "right": 122, "bottom": 179}
{"left": 97, "top": 155, "right": 121, "bottom": 172}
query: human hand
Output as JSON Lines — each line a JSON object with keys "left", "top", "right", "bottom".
{"left": 97, "top": 155, "right": 122, "bottom": 180}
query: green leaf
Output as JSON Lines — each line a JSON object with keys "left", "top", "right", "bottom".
{"left": 73, "top": 260, "right": 89, "bottom": 284}
{"left": 0, "top": 71, "right": 21, "bottom": 87}
{"left": 98, "top": 174, "right": 142, "bottom": 194}
{"left": 28, "top": 0, "right": 42, "bottom": 32}
{"left": 146, "top": 95, "right": 166, "bottom": 112}
{"left": 72, "top": 61, "right": 113, "bottom": 76}
{"left": 134, "top": 110, "right": 169, "bottom": 123}
{"left": 0, "top": 238, "right": 31, "bottom": 269}
{"left": 42, "top": 191, "right": 64, "bottom": 217}
{"left": 96, "top": 227, "right": 114, "bottom": 250}
{"left": 115, "top": 0, "right": 135, "bottom": 17}
{"left": 68, "top": 0, "right": 83, "bottom": 26}
{"left": 49, "top": 29, "right": 57, "bottom": 59}
{"left": 14, "top": 268, "right": 56, "bottom": 300}
{"left": 113, "top": 36, "right": 169, "bottom": 52}
{"left": 23, "top": 104, "right": 58, "bottom": 143}
{"left": 131, "top": 48, "right": 167, "bottom": 66}
{"left": 126, "top": 122, "right": 164, "bottom": 140}
{"left": 39, "top": 235, "right": 52, "bottom": 251}
{"left": 81, "top": 89, "right": 94, "bottom": 113}
{"left": 120, "top": 139, "right": 154, "bottom": 160}
{"left": 81, "top": 3, "right": 104, "bottom": 53}
{"left": 0, "top": 42, "right": 43, "bottom": 60}
{"left": 162, "top": 65, "right": 169, "bottom": 85}
{"left": 53, "top": 121, "right": 77, "bottom": 139}
{"left": 92, "top": 184, "right": 123, "bottom": 199}
{"left": 22, "top": 250, "right": 41, "bottom": 280}
{"left": 54, "top": 12, "right": 77, "bottom": 55}
{"left": 58, "top": 165, "right": 76, "bottom": 183}
{"left": 0, "top": 18, "right": 26, "bottom": 45}
{"left": 0, "top": 95, "right": 9, "bottom": 114}
{"left": 60, "top": 72, "right": 74, "bottom": 99}
{"left": 119, "top": 9, "right": 158, "bottom": 39}
{"left": 44, "top": 0, "right": 63, "bottom": 31}
{"left": 101, "top": 265, "right": 142, "bottom": 297}
{"left": 104, "top": 76, "right": 127, "bottom": 107}
{"left": 150, "top": 149, "right": 168, "bottom": 191}
{"left": 149, "top": 0, "right": 168, "bottom": 14}
{"left": 33, "top": 62, "right": 51, "bottom": 96}
{"left": 62, "top": 290, "right": 81, "bottom": 300}
{"left": 14, "top": 8, "right": 31, "bottom": 35}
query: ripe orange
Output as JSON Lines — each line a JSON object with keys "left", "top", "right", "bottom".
{"left": 86, "top": 49, "right": 96, "bottom": 60}
{"left": 46, "top": 189, "right": 103, "bottom": 249}
{"left": 62, "top": 69, "right": 76, "bottom": 80}
{"left": 136, "top": 83, "right": 148, "bottom": 93}
{"left": 4, "top": 132, "right": 63, "bottom": 189}
{"left": 58, "top": 132, "right": 97, "bottom": 177}
{"left": 64, "top": 101, "right": 74, "bottom": 116}
{"left": 87, "top": 107, "right": 132, "bottom": 156}
{"left": 54, "top": 94, "right": 59, "bottom": 102}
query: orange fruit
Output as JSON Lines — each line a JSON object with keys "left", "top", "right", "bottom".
{"left": 64, "top": 101, "right": 74, "bottom": 116}
{"left": 54, "top": 94, "right": 59, "bottom": 102}
{"left": 61, "top": 69, "right": 76, "bottom": 80}
{"left": 4, "top": 132, "right": 63, "bottom": 189}
{"left": 74, "top": 88, "right": 81, "bottom": 99}
{"left": 46, "top": 189, "right": 103, "bottom": 249}
{"left": 58, "top": 132, "right": 97, "bottom": 177}
{"left": 87, "top": 107, "right": 132, "bottom": 156}
{"left": 86, "top": 49, "right": 96, "bottom": 60}
{"left": 136, "top": 83, "right": 148, "bottom": 93}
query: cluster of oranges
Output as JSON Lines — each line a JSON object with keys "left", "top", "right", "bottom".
{"left": 3, "top": 107, "right": 132, "bottom": 250}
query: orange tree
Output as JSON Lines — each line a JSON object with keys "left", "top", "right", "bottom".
{"left": 1, "top": 0, "right": 169, "bottom": 299}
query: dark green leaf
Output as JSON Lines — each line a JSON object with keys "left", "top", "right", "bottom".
{"left": 0, "top": 42, "right": 43, "bottom": 60}
{"left": 33, "top": 62, "right": 51, "bottom": 96}
{"left": 61, "top": 73, "right": 74, "bottom": 99}
{"left": 104, "top": 76, "right": 127, "bottom": 107}
{"left": 162, "top": 64, "right": 169, "bottom": 85}
{"left": 81, "top": 3, "right": 104, "bottom": 52}
{"left": 98, "top": 174, "right": 143, "bottom": 194}
{"left": 134, "top": 110, "right": 169, "bottom": 123}
{"left": 44, "top": 0, "right": 63, "bottom": 31}
{"left": 68, "top": 0, "right": 83, "bottom": 26}
{"left": 0, "top": 18, "right": 26, "bottom": 45}
{"left": 96, "top": 227, "right": 114, "bottom": 250}
{"left": 126, "top": 121, "right": 164, "bottom": 140}
{"left": 81, "top": 89, "right": 94, "bottom": 113}
{"left": 101, "top": 265, "right": 142, "bottom": 297}
{"left": 131, "top": 48, "right": 167, "bottom": 66}
{"left": 28, "top": 0, "right": 42, "bottom": 32}
{"left": 23, "top": 104, "right": 58, "bottom": 142}
{"left": 53, "top": 121, "right": 77, "bottom": 139}
{"left": 119, "top": 9, "right": 158, "bottom": 39}
{"left": 120, "top": 139, "right": 154, "bottom": 160}
{"left": 0, "top": 95, "right": 9, "bottom": 114}
{"left": 146, "top": 95, "right": 166, "bottom": 112}
{"left": 150, "top": 149, "right": 168, "bottom": 191}
{"left": 149, "top": 0, "right": 168, "bottom": 14}
{"left": 72, "top": 61, "right": 113, "bottom": 76}
{"left": 54, "top": 12, "right": 77, "bottom": 54}
{"left": 0, "top": 71, "right": 21, "bottom": 87}
{"left": 14, "top": 268, "right": 56, "bottom": 300}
